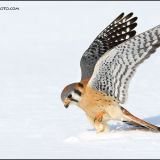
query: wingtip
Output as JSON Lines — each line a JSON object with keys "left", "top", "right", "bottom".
{"left": 120, "top": 12, "right": 125, "bottom": 16}
{"left": 127, "top": 12, "right": 134, "bottom": 18}
{"left": 135, "top": 16, "right": 138, "bottom": 21}
{"left": 134, "top": 22, "right": 138, "bottom": 27}
{"left": 129, "top": 12, "right": 134, "bottom": 16}
{"left": 117, "top": 12, "right": 125, "bottom": 20}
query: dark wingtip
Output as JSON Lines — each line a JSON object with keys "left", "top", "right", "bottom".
{"left": 134, "top": 22, "right": 138, "bottom": 27}
{"left": 134, "top": 16, "right": 138, "bottom": 21}
{"left": 120, "top": 12, "right": 125, "bottom": 17}
{"left": 130, "top": 17, "right": 138, "bottom": 23}
{"left": 116, "top": 12, "right": 124, "bottom": 21}
{"left": 129, "top": 12, "right": 134, "bottom": 16}
{"left": 128, "top": 23, "right": 137, "bottom": 31}
{"left": 130, "top": 30, "right": 137, "bottom": 37}
{"left": 125, "top": 12, "right": 134, "bottom": 20}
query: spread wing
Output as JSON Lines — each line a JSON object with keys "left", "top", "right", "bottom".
{"left": 80, "top": 12, "right": 138, "bottom": 80}
{"left": 88, "top": 25, "right": 160, "bottom": 104}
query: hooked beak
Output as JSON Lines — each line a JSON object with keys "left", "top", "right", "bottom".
{"left": 64, "top": 103, "right": 69, "bottom": 108}
{"left": 64, "top": 99, "right": 71, "bottom": 109}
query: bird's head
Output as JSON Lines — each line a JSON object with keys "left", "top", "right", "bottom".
{"left": 61, "top": 82, "right": 83, "bottom": 108}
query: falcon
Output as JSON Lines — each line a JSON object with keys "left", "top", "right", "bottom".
{"left": 61, "top": 12, "right": 160, "bottom": 133}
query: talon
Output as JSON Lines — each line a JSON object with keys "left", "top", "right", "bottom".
{"left": 94, "top": 111, "right": 106, "bottom": 123}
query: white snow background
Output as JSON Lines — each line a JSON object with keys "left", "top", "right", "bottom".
{"left": 0, "top": 1, "right": 160, "bottom": 159}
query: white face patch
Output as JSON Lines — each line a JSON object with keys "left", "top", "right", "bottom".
{"left": 71, "top": 91, "right": 81, "bottom": 102}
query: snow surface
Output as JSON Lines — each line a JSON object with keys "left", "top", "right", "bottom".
{"left": 0, "top": 1, "right": 160, "bottom": 159}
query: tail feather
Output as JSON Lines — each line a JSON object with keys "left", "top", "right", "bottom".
{"left": 121, "top": 107, "right": 160, "bottom": 132}
{"left": 123, "top": 120, "right": 146, "bottom": 129}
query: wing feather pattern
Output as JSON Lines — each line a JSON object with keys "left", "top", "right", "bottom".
{"left": 80, "top": 12, "right": 137, "bottom": 80}
{"left": 88, "top": 25, "right": 160, "bottom": 104}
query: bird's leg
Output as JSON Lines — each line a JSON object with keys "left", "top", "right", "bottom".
{"left": 94, "top": 111, "right": 106, "bottom": 123}
{"left": 86, "top": 112, "right": 109, "bottom": 133}
{"left": 94, "top": 111, "right": 109, "bottom": 133}
{"left": 121, "top": 106, "right": 160, "bottom": 132}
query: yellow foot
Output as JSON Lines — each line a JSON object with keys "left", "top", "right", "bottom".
{"left": 95, "top": 124, "right": 106, "bottom": 133}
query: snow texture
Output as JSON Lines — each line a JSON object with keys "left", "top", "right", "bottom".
{"left": 0, "top": 1, "right": 160, "bottom": 159}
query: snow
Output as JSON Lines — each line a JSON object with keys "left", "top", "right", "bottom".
{"left": 0, "top": 1, "right": 160, "bottom": 159}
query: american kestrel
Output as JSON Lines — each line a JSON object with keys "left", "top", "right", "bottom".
{"left": 61, "top": 12, "right": 160, "bottom": 133}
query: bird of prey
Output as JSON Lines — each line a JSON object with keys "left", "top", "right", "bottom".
{"left": 61, "top": 12, "right": 160, "bottom": 133}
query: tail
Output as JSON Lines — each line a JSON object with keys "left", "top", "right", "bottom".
{"left": 121, "top": 106, "right": 160, "bottom": 132}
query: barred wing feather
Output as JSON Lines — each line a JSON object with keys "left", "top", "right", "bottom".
{"left": 80, "top": 12, "right": 137, "bottom": 80}
{"left": 88, "top": 25, "right": 160, "bottom": 104}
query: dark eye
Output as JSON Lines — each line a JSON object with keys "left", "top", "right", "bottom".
{"left": 68, "top": 94, "right": 72, "bottom": 98}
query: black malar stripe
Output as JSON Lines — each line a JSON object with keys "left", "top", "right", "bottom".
{"left": 74, "top": 89, "right": 81, "bottom": 96}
